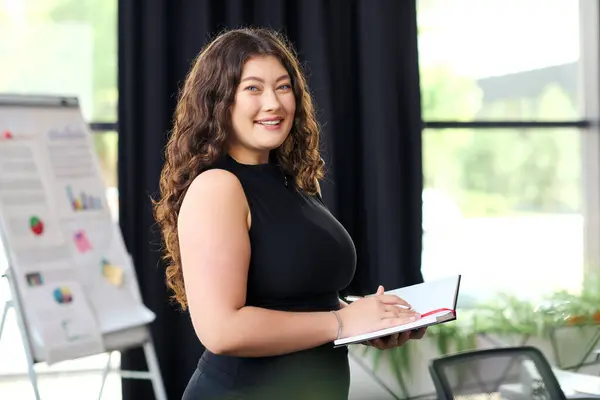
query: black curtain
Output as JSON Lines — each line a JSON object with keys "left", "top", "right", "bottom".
{"left": 118, "top": 1, "right": 423, "bottom": 399}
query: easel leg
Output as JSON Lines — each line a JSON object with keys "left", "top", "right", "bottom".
{"left": 0, "top": 300, "right": 41, "bottom": 400}
{"left": 97, "top": 351, "right": 113, "bottom": 400}
{"left": 0, "top": 300, "right": 10, "bottom": 339}
{"left": 143, "top": 340, "right": 167, "bottom": 400}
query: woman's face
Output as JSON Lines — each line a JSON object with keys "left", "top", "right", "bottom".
{"left": 228, "top": 55, "right": 296, "bottom": 164}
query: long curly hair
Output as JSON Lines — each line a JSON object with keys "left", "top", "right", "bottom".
{"left": 154, "top": 28, "right": 325, "bottom": 310}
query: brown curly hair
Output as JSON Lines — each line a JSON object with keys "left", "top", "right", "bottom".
{"left": 153, "top": 28, "right": 325, "bottom": 310}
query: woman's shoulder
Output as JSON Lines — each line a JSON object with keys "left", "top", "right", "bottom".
{"left": 189, "top": 167, "right": 242, "bottom": 195}
{"left": 179, "top": 168, "right": 246, "bottom": 220}
{"left": 192, "top": 155, "right": 246, "bottom": 185}
{"left": 184, "top": 155, "right": 245, "bottom": 204}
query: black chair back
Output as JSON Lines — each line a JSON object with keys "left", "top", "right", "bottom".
{"left": 428, "top": 346, "right": 567, "bottom": 400}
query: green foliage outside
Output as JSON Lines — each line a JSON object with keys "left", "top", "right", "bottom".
{"left": 0, "top": 0, "right": 118, "bottom": 187}
{"left": 421, "top": 68, "right": 581, "bottom": 217}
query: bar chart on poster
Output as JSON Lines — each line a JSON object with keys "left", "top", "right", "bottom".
{"left": 0, "top": 95, "right": 165, "bottom": 400}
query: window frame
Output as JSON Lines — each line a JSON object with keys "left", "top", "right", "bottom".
{"left": 579, "top": 0, "right": 600, "bottom": 281}
{"left": 89, "top": 122, "right": 118, "bottom": 132}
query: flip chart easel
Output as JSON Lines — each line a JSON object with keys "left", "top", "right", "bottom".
{"left": 0, "top": 272, "right": 167, "bottom": 400}
{"left": 0, "top": 94, "right": 167, "bottom": 400}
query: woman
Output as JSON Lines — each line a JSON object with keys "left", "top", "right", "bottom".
{"left": 154, "top": 27, "right": 424, "bottom": 399}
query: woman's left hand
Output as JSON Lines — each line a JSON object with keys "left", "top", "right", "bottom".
{"left": 364, "top": 331, "right": 411, "bottom": 350}
{"left": 409, "top": 327, "right": 427, "bottom": 340}
{"left": 363, "top": 326, "right": 427, "bottom": 350}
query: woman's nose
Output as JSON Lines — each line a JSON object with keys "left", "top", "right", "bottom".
{"left": 261, "top": 89, "right": 282, "bottom": 112}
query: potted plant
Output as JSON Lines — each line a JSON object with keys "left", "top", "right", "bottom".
{"left": 358, "top": 285, "right": 600, "bottom": 398}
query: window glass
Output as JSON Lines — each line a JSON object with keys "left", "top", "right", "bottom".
{"left": 422, "top": 127, "right": 583, "bottom": 301}
{"left": 418, "top": 0, "right": 581, "bottom": 121}
{"left": 0, "top": 0, "right": 118, "bottom": 121}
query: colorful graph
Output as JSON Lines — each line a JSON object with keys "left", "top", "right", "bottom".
{"left": 29, "top": 216, "right": 44, "bottom": 236}
{"left": 65, "top": 185, "right": 103, "bottom": 211}
{"left": 26, "top": 272, "right": 43, "bottom": 287}
{"left": 53, "top": 286, "right": 73, "bottom": 304}
{"left": 73, "top": 229, "right": 93, "bottom": 253}
{"left": 101, "top": 258, "right": 124, "bottom": 286}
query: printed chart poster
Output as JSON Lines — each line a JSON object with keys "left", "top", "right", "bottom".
{"left": 0, "top": 118, "right": 104, "bottom": 363}
{"left": 22, "top": 280, "right": 105, "bottom": 364}
{"left": 0, "top": 138, "right": 71, "bottom": 269}
{"left": 62, "top": 218, "right": 113, "bottom": 285}
{"left": 43, "top": 125, "right": 110, "bottom": 220}
{"left": 87, "top": 227, "right": 155, "bottom": 333}
{"left": 0, "top": 103, "right": 153, "bottom": 365}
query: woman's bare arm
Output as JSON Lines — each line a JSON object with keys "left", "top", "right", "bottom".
{"left": 178, "top": 169, "right": 339, "bottom": 357}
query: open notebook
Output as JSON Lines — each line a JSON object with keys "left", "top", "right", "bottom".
{"left": 333, "top": 275, "right": 461, "bottom": 347}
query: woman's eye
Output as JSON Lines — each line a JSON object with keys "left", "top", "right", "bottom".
{"left": 278, "top": 84, "right": 292, "bottom": 90}
{"left": 245, "top": 86, "right": 259, "bottom": 92}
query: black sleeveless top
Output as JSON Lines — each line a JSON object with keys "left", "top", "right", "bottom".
{"left": 189, "top": 154, "right": 357, "bottom": 399}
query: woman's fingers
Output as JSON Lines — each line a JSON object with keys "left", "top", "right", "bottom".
{"left": 382, "top": 304, "right": 417, "bottom": 315}
{"left": 381, "top": 305, "right": 420, "bottom": 321}
{"left": 369, "top": 332, "right": 412, "bottom": 350}
{"left": 382, "top": 314, "right": 421, "bottom": 328}
{"left": 398, "top": 331, "right": 411, "bottom": 346}
{"left": 376, "top": 294, "right": 412, "bottom": 309}
{"left": 382, "top": 310, "right": 400, "bottom": 319}
{"left": 364, "top": 330, "right": 414, "bottom": 349}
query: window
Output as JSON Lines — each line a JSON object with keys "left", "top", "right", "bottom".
{"left": 0, "top": 0, "right": 117, "bottom": 122}
{"left": 422, "top": 127, "right": 583, "bottom": 300}
{"left": 418, "top": 0, "right": 581, "bottom": 122}
{"left": 0, "top": 1, "right": 119, "bottom": 398}
{"left": 418, "top": 0, "right": 590, "bottom": 301}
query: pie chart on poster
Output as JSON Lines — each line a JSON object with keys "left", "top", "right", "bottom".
{"left": 53, "top": 287, "right": 73, "bottom": 304}
{"left": 29, "top": 216, "right": 44, "bottom": 236}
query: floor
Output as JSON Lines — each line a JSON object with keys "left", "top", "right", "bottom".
{"left": 0, "top": 323, "right": 400, "bottom": 400}
{"left": 0, "top": 356, "right": 397, "bottom": 400}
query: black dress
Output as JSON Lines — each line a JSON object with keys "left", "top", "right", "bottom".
{"left": 182, "top": 154, "right": 357, "bottom": 400}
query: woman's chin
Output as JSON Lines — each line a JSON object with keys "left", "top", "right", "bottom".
{"left": 254, "top": 134, "right": 290, "bottom": 150}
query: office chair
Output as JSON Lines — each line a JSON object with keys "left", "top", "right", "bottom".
{"left": 428, "top": 346, "right": 567, "bottom": 400}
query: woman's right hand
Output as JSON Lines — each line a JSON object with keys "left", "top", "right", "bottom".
{"left": 337, "top": 288, "right": 421, "bottom": 339}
